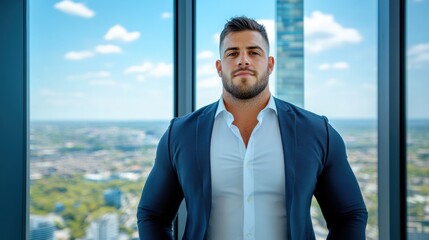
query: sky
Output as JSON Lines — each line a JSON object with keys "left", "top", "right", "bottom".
{"left": 29, "top": 0, "right": 429, "bottom": 120}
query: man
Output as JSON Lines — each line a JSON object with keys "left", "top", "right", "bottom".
{"left": 137, "top": 16, "right": 367, "bottom": 239}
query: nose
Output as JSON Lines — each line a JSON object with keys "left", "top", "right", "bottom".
{"left": 238, "top": 53, "right": 249, "bottom": 66}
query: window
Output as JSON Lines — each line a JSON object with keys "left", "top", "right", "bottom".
{"left": 196, "top": 0, "right": 378, "bottom": 238}
{"left": 29, "top": 1, "right": 173, "bottom": 239}
{"left": 406, "top": 0, "right": 429, "bottom": 238}
{"left": 0, "top": 1, "right": 414, "bottom": 238}
{"left": 304, "top": 1, "right": 378, "bottom": 238}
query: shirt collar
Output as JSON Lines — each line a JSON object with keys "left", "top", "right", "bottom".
{"left": 215, "top": 95, "right": 278, "bottom": 119}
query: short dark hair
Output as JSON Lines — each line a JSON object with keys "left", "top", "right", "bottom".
{"left": 219, "top": 16, "right": 270, "bottom": 52}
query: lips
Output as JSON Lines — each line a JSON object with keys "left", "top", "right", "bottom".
{"left": 232, "top": 69, "right": 256, "bottom": 77}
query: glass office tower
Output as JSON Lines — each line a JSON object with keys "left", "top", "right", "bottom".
{"left": 276, "top": 0, "right": 304, "bottom": 107}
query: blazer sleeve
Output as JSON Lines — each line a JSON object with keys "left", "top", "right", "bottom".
{"left": 314, "top": 119, "right": 368, "bottom": 239}
{"left": 137, "top": 120, "right": 184, "bottom": 240}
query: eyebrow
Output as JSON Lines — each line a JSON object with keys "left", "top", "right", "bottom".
{"left": 223, "top": 45, "right": 264, "bottom": 55}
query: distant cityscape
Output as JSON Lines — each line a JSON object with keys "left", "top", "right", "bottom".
{"left": 29, "top": 120, "right": 429, "bottom": 240}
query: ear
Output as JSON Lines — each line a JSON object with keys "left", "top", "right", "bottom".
{"left": 268, "top": 56, "right": 275, "bottom": 75}
{"left": 216, "top": 60, "right": 222, "bottom": 77}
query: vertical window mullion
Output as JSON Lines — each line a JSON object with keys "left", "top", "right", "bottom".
{"left": 174, "top": 0, "right": 195, "bottom": 117}
{"left": 174, "top": 0, "right": 196, "bottom": 239}
{"left": 378, "top": 0, "right": 407, "bottom": 239}
{"left": 0, "top": 0, "right": 28, "bottom": 239}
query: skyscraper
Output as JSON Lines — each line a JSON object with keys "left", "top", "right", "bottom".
{"left": 104, "top": 188, "right": 122, "bottom": 209}
{"left": 85, "top": 213, "right": 119, "bottom": 240}
{"left": 276, "top": 0, "right": 304, "bottom": 107}
{"left": 29, "top": 215, "right": 55, "bottom": 240}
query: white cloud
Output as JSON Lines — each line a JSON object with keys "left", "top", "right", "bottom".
{"left": 333, "top": 62, "right": 349, "bottom": 69}
{"left": 95, "top": 71, "right": 111, "bottom": 78}
{"left": 65, "top": 71, "right": 129, "bottom": 88}
{"left": 39, "top": 89, "right": 85, "bottom": 98}
{"left": 318, "top": 63, "right": 331, "bottom": 70}
{"left": 54, "top": 0, "right": 95, "bottom": 18}
{"left": 71, "top": 92, "right": 85, "bottom": 98}
{"left": 305, "top": 11, "right": 362, "bottom": 53}
{"left": 104, "top": 24, "right": 140, "bottom": 42}
{"left": 136, "top": 75, "right": 146, "bottom": 81}
{"left": 324, "top": 78, "right": 343, "bottom": 87}
{"left": 213, "top": 33, "right": 220, "bottom": 45}
{"left": 64, "top": 50, "right": 94, "bottom": 60}
{"left": 40, "top": 89, "right": 62, "bottom": 97}
{"left": 95, "top": 44, "right": 122, "bottom": 54}
{"left": 124, "top": 62, "right": 172, "bottom": 78}
{"left": 199, "top": 76, "right": 221, "bottom": 89}
{"left": 197, "top": 63, "right": 216, "bottom": 77}
{"left": 87, "top": 79, "right": 130, "bottom": 89}
{"left": 124, "top": 62, "right": 154, "bottom": 74}
{"left": 408, "top": 43, "right": 429, "bottom": 55}
{"left": 88, "top": 79, "right": 117, "bottom": 86}
{"left": 257, "top": 19, "right": 275, "bottom": 44}
{"left": 197, "top": 50, "right": 214, "bottom": 60}
{"left": 161, "top": 12, "right": 172, "bottom": 19}
{"left": 257, "top": 19, "right": 276, "bottom": 55}
{"left": 68, "top": 71, "right": 111, "bottom": 80}
{"left": 196, "top": 61, "right": 221, "bottom": 90}
{"left": 408, "top": 43, "right": 429, "bottom": 68}
{"left": 318, "top": 61, "right": 349, "bottom": 70}
{"left": 151, "top": 62, "right": 173, "bottom": 77}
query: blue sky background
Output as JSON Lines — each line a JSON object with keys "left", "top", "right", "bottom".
{"left": 29, "top": 0, "right": 429, "bottom": 120}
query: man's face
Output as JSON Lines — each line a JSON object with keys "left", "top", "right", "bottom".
{"left": 216, "top": 30, "right": 274, "bottom": 100}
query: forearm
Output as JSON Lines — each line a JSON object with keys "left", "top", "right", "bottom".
{"left": 326, "top": 207, "right": 368, "bottom": 239}
{"left": 137, "top": 206, "right": 174, "bottom": 240}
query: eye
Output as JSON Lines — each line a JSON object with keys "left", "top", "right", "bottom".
{"left": 227, "top": 52, "right": 238, "bottom": 57}
{"left": 250, "top": 51, "right": 261, "bottom": 56}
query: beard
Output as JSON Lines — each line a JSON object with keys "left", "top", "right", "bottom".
{"left": 222, "top": 67, "right": 270, "bottom": 100}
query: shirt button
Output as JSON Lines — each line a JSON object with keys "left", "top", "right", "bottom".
{"left": 247, "top": 195, "right": 253, "bottom": 202}
{"left": 246, "top": 232, "right": 253, "bottom": 237}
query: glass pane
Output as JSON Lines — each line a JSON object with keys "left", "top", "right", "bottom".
{"left": 196, "top": 0, "right": 378, "bottom": 239}
{"left": 407, "top": 0, "right": 429, "bottom": 239}
{"left": 304, "top": 1, "right": 378, "bottom": 239}
{"left": 29, "top": 1, "right": 173, "bottom": 239}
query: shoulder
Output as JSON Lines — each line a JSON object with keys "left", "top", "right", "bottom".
{"left": 274, "top": 97, "right": 328, "bottom": 127}
{"left": 171, "top": 101, "right": 218, "bottom": 127}
{"left": 166, "top": 101, "right": 218, "bottom": 141}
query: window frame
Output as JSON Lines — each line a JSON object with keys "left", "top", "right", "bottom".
{"left": 378, "top": 0, "right": 407, "bottom": 239}
{"left": 0, "top": 0, "right": 409, "bottom": 238}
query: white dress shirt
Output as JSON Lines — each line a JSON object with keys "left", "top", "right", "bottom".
{"left": 206, "top": 95, "right": 286, "bottom": 240}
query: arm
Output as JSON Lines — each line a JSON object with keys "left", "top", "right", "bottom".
{"left": 137, "top": 121, "right": 184, "bottom": 240}
{"left": 314, "top": 120, "right": 368, "bottom": 239}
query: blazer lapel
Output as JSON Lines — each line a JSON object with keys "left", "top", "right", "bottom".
{"left": 196, "top": 102, "right": 217, "bottom": 237}
{"left": 274, "top": 98, "right": 296, "bottom": 239}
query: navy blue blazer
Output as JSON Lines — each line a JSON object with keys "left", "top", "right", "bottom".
{"left": 137, "top": 98, "right": 368, "bottom": 239}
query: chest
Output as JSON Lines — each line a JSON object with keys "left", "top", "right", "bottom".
{"left": 210, "top": 114, "right": 285, "bottom": 195}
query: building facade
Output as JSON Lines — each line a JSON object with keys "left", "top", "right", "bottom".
{"left": 104, "top": 188, "right": 122, "bottom": 209}
{"left": 29, "top": 215, "right": 54, "bottom": 240}
{"left": 275, "top": 0, "right": 304, "bottom": 107}
{"left": 86, "top": 214, "right": 119, "bottom": 240}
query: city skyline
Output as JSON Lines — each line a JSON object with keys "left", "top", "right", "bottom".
{"left": 28, "top": 119, "right": 429, "bottom": 239}
{"left": 29, "top": 0, "right": 429, "bottom": 120}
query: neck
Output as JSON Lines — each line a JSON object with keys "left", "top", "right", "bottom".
{"left": 222, "top": 89, "right": 270, "bottom": 147}
{"left": 222, "top": 88, "right": 270, "bottom": 116}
